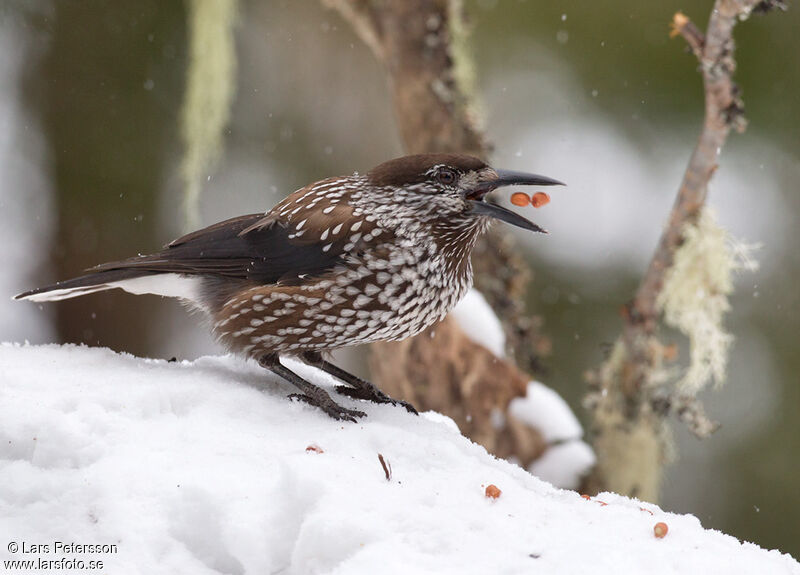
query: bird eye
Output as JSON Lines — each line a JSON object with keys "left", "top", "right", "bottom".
{"left": 435, "top": 168, "right": 457, "bottom": 186}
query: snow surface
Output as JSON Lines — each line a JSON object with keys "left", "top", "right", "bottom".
{"left": 1, "top": 343, "right": 798, "bottom": 575}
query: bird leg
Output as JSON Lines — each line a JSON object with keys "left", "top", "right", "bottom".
{"left": 301, "top": 352, "right": 418, "bottom": 414}
{"left": 257, "top": 354, "right": 366, "bottom": 422}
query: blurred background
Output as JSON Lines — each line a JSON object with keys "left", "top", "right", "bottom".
{"left": 1, "top": 0, "right": 797, "bottom": 558}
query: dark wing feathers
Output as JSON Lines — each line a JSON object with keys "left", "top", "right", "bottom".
{"left": 90, "top": 212, "right": 346, "bottom": 285}
{"left": 18, "top": 179, "right": 380, "bottom": 302}
{"left": 167, "top": 213, "right": 263, "bottom": 248}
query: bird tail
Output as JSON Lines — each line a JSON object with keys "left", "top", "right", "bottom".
{"left": 13, "top": 268, "right": 202, "bottom": 303}
{"left": 13, "top": 213, "right": 267, "bottom": 305}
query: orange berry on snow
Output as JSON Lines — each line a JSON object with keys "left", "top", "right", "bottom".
{"left": 654, "top": 522, "right": 669, "bottom": 538}
{"left": 485, "top": 484, "right": 502, "bottom": 499}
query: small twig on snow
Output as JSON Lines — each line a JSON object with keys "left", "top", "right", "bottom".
{"left": 378, "top": 453, "right": 392, "bottom": 481}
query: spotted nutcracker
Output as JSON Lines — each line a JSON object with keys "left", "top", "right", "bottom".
{"left": 15, "top": 154, "right": 562, "bottom": 421}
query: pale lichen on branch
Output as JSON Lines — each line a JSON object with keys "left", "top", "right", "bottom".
{"left": 657, "top": 210, "right": 759, "bottom": 395}
{"left": 622, "top": 0, "right": 767, "bottom": 416}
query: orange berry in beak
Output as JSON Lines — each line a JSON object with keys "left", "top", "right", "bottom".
{"left": 530, "top": 192, "right": 550, "bottom": 208}
{"left": 509, "top": 191, "right": 550, "bottom": 208}
{"left": 510, "top": 192, "right": 531, "bottom": 207}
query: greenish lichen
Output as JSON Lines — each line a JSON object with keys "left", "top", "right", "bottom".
{"left": 447, "top": 0, "right": 483, "bottom": 137}
{"left": 657, "top": 209, "right": 758, "bottom": 394}
{"left": 181, "top": 0, "right": 238, "bottom": 231}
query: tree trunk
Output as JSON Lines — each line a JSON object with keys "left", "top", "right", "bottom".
{"left": 323, "top": 0, "right": 550, "bottom": 466}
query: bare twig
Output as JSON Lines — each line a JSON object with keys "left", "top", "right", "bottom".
{"left": 586, "top": 0, "right": 779, "bottom": 501}
{"left": 670, "top": 12, "right": 705, "bottom": 59}
{"left": 753, "top": 0, "right": 788, "bottom": 13}
{"left": 652, "top": 393, "right": 722, "bottom": 438}
{"left": 320, "top": 0, "right": 385, "bottom": 61}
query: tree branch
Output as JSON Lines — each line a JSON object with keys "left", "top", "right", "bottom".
{"left": 636, "top": 1, "right": 759, "bottom": 331}
{"left": 586, "top": 0, "right": 779, "bottom": 501}
{"left": 625, "top": 0, "right": 758, "bottom": 387}
{"left": 323, "top": 0, "right": 486, "bottom": 155}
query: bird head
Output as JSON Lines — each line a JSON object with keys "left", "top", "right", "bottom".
{"left": 364, "top": 153, "right": 563, "bottom": 234}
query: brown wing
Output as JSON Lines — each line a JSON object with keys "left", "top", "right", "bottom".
{"left": 89, "top": 181, "right": 386, "bottom": 285}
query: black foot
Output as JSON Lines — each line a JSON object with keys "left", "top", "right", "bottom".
{"left": 334, "top": 384, "right": 418, "bottom": 414}
{"left": 258, "top": 354, "right": 366, "bottom": 423}
{"left": 288, "top": 393, "right": 366, "bottom": 422}
{"left": 298, "top": 351, "right": 419, "bottom": 415}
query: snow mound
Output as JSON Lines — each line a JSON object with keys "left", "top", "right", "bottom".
{"left": 510, "top": 381, "right": 595, "bottom": 488}
{"left": 528, "top": 440, "right": 596, "bottom": 491}
{"left": 1, "top": 343, "right": 797, "bottom": 574}
{"left": 510, "top": 381, "right": 583, "bottom": 442}
{"left": 450, "top": 288, "right": 506, "bottom": 357}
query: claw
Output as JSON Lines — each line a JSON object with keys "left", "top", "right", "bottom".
{"left": 334, "top": 385, "right": 418, "bottom": 414}
{"left": 398, "top": 400, "right": 419, "bottom": 415}
{"left": 300, "top": 353, "right": 418, "bottom": 415}
{"left": 288, "top": 393, "right": 366, "bottom": 422}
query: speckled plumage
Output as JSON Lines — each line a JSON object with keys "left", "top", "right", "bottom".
{"left": 16, "top": 153, "right": 562, "bottom": 421}
{"left": 214, "top": 170, "right": 488, "bottom": 358}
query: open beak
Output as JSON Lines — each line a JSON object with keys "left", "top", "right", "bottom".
{"left": 466, "top": 169, "right": 564, "bottom": 233}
